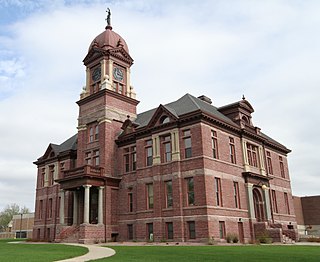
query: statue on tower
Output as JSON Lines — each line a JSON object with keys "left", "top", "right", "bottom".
{"left": 106, "top": 8, "right": 111, "bottom": 27}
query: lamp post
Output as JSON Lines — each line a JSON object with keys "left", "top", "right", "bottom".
{"left": 19, "top": 213, "right": 23, "bottom": 238}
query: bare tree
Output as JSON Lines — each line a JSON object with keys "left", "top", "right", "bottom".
{"left": 0, "top": 204, "right": 30, "bottom": 231}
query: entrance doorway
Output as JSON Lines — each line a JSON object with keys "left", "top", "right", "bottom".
{"left": 253, "top": 188, "right": 265, "bottom": 222}
{"left": 238, "top": 222, "right": 244, "bottom": 243}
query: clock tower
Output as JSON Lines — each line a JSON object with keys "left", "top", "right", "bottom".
{"left": 54, "top": 10, "right": 139, "bottom": 243}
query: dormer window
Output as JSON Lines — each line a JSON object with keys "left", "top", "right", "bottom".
{"left": 160, "top": 116, "right": 170, "bottom": 124}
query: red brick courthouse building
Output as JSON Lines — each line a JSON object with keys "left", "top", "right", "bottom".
{"left": 33, "top": 16, "right": 297, "bottom": 244}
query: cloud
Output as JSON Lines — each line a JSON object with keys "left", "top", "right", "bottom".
{"left": 0, "top": 0, "right": 320, "bottom": 211}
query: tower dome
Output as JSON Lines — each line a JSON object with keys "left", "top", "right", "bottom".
{"left": 88, "top": 26, "right": 129, "bottom": 54}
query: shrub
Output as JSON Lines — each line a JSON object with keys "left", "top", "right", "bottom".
{"left": 208, "top": 236, "right": 215, "bottom": 245}
{"left": 226, "top": 233, "right": 239, "bottom": 244}
{"left": 257, "top": 231, "right": 272, "bottom": 244}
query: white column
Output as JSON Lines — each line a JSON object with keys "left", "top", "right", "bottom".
{"left": 246, "top": 183, "right": 255, "bottom": 219}
{"left": 73, "top": 191, "right": 78, "bottom": 225}
{"left": 262, "top": 186, "right": 272, "bottom": 221}
{"left": 98, "top": 186, "right": 104, "bottom": 224}
{"left": 83, "top": 185, "right": 91, "bottom": 224}
{"left": 59, "top": 189, "right": 65, "bottom": 225}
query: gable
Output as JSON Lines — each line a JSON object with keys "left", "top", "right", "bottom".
{"left": 147, "top": 104, "right": 178, "bottom": 129}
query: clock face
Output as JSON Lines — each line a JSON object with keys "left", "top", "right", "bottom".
{"left": 92, "top": 67, "right": 101, "bottom": 82}
{"left": 113, "top": 67, "right": 124, "bottom": 82}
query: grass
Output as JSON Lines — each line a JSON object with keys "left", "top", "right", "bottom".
{"left": 0, "top": 239, "right": 88, "bottom": 262}
{"left": 92, "top": 245, "right": 320, "bottom": 262}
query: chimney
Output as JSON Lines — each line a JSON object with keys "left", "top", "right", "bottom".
{"left": 198, "top": 95, "right": 212, "bottom": 105}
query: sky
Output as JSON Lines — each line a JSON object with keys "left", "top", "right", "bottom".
{"left": 0, "top": 0, "right": 319, "bottom": 212}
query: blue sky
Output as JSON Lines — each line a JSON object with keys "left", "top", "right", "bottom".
{"left": 0, "top": 0, "right": 320, "bottom": 211}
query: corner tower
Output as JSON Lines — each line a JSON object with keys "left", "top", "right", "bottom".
{"left": 55, "top": 10, "right": 139, "bottom": 243}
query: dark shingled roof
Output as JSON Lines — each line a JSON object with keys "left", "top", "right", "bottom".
{"left": 135, "top": 93, "right": 235, "bottom": 128}
{"left": 58, "top": 134, "right": 78, "bottom": 153}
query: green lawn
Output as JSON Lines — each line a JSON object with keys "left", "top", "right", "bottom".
{"left": 0, "top": 239, "right": 87, "bottom": 262}
{"left": 92, "top": 245, "right": 320, "bottom": 262}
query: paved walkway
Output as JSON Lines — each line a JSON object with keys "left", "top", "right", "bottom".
{"left": 56, "top": 243, "right": 115, "bottom": 262}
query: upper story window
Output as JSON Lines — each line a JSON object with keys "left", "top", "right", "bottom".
{"left": 123, "top": 146, "right": 136, "bottom": 173}
{"left": 40, "top": 168, "right": 45, "bottom": 187}
{"left": 183, "top": 129, "right": 192, "bottom": 158}
{"left": 147, "top": 183, "right": 154, "bottom": 209}
{"left": 212, "top": 130, "right": 219, "bottom": 159}
{"left": 229, "top": 137, "right": 236, "bottom": 164}
{"left": 88, "top": 123, "right": 99, "bottom": 143}
{"left": 166, "top": 180, "right": 173, "bottom": 208}
{"left": 145, "top": 140, "right": 153, "bottom": 167}
{"left": 85, "top": 150, "right": 100, "bottom": 166}
{"left": 266, "top": 151, "right": 273, "bottom": 174}
{"left": 186, "top": 177, "right": 195, "bottom": 206}
{"left": 215, "top": 177, "right": 222, "bottom": 206}
{"left": 162, "top": 135, "right": 172, "bottom": 162}
{"left": 279, "top": 156, "right": 285, "bottom": 178}
{"left": 247, "top": 143, "right": 259, "bottom": 167}
{"left": 131, "top": 146, "right": 136, "bottom": 171}
{"left": 49, "top": 165, "right": 54, "bottom": 186}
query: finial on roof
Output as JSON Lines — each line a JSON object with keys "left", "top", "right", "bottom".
{"left": 242, "top": 95, "right": 246, "bottom": 100}
{"left": 105, "top": 8, "right": 112, "bottom": 30}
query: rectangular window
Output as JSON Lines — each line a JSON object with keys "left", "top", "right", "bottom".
{"left": 215, "top": 177, "right": 222, "bottom": 206}
{"left": 212, "top": 130, "right": 219, "bottom": 159}
{"left": 188, "top": 221, "right": 196, "bottom": 239}
{"left": 146, "top": 140, "right": 153, "bottom": 166}
{"left": 131, "top": 146, "right": 136, "bottom": 171}
{"left": 271, "top": 190, "right": 278, "bottom": 213}
{"left": 89, "top": 127, "right": 94, "bottom": 142}
{"left": 162, "top": 135, "right": 171, "bottom": 162}
{"left": 93, "top": 150, "right": 100, "bottom": 166}
{"left": 183, "top": 130, "right": 192, "bottom": 158}
{"left": 247, "top": 143, "right": 258, "bottom": 167}
{"left": 147, "top": 223, "right": 153, "bottom": 240}
{"left": 48, "top": 198, "right": 52, "bottom": 219}
{"left": 128, "top": 193, "right": 133, "bottom": 212}
{"left": 49, "top": 165, "right": 54, "bottom": 186}
{"left": 128, "top": 224, "right": 133, "bottom": 240}
{"left": 85, "top": 151, "right": 92, "bottom": 165}
{"left": 39, "top": 200, "right": 43, "bottom": 219}
{"left": 279, "top": 156, "right": 285, "bottom": 178}
{"left": 229, "top": 137, "right": 236, "bottom": 164}
{"left": 186, "top": 177, "right": 195, "bottom": 206}
{"left": 284, "top": 192, "right": 290, "bottom": 214}
{"left": 95, "top": 125, "right": 99, "bottom": 140}
{"left": 124, "top": 148, "right": 130, "bottom": 173}
{"left": 40, "top": 168, "right": 45, "bottom": 187}
{"left": 219, "top": 221, "right": 226, "bottom": 239}
{"left": 233, "top": 182, "right": 240, "bottom": 208}
{"left": 166, "top": 180, "right": 173, "bottom": 208}
{"left": 266, "top": 151, "right": 273, "bottom": 174}
{"left": 167, "top": 222, "right": 173, "bottom": 239}
{"left": 147, "top": 184, "right": 154, "bottom": 209}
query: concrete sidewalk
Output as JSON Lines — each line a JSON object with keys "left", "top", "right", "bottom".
{"left": 56, "top": 243, "right": 115, "bottom": 262}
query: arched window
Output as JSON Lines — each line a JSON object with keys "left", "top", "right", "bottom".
{"left": 160, "top": 116, "right": 170, "bottom": 124}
